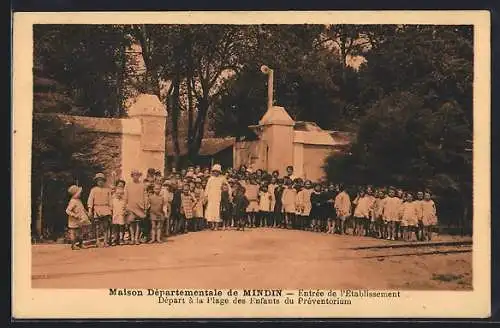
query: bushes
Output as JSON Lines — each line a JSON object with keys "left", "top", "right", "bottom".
{"left": 324, "top": 91, "right": 472, "bottom": 233}
{"left": 32, "top": 115, "right": 104, "bottom": 239}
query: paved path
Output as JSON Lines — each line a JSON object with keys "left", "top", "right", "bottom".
{"left": 32, "top": 229, "right": 472, "bottom": 290}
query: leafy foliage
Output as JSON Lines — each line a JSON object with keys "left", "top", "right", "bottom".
{"left": 34, "top": 24, "right": 132, "bottom": 117}
{"left": 324, "top": 25, "right": 473, "bottom": 227}
{"left": 31, "top": 115, "right": 105, "bottom": 238}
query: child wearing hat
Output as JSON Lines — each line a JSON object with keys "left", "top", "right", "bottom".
{"left": 87, "top": 173, "right": 112, "bottom": 247}
{"left": 125, "top": 169, "right": 148, "bottom": 245}
{"left": 66, "top": 185, "right": 91, "bottom": 250}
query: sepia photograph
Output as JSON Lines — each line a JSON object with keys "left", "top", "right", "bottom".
{"left": 12, "top": 11, "right": 490, "bottom": 318}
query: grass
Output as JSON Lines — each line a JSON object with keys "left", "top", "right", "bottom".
{"left": 431, "top": 273, "right": 463, "bottom": 282}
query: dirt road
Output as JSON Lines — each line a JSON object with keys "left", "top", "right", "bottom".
{"left": 32, "top": 228, "right": 472, "bottom": 290}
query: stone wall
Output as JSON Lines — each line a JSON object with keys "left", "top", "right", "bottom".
{"left": 233, "top": 140, "right": 264, "bottom": 171}
{"left": 34, "top": 113, "right": 124, "bottom": 184}
{"left": 86, "top": 132, "right": 122, "bottom": 183}
{"left": 302, "top": 144, "right": 335, "bottom": 181}
{"left": 34, "top": 94, "right": 167, "bottom": 186}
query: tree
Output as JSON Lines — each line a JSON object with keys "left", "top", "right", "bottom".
{"left": 130, "top": 25, "right": 259, "bottom": 167}
{"left": 325, "top": 25, "right": 473, "bottom": 230}
{"left": 34, "top": 24, "right": 132, "bottom": 117}
{"left": 32, "top": 115, "right": 104, "bottom": 238}
{"left": 213, "top": 24, "right": 355, "bottom": 135}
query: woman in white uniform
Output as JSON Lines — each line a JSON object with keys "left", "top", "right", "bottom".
{"left": 204, "top": 164, "right": 231, "bottom": 229}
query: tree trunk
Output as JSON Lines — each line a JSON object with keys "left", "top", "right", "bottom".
{"left": 171, "top": 75, "right": 182, "bottom": 170}
{"left": 36, "top": 176, "right": 44, "bottom": 239}
{"left": 461, "top": 204, "right": 468, "bottom": 237}
{"left": 339, "top": 37, "right": 347, "bottom": 87}
{"left": 188, "top": 96, "right": 209, "bottom": 161}
{"left": 187, "top": 78, "right": 194, "bottom": 155}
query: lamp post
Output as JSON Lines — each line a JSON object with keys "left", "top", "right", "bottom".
{"left": 261, "top": 65, "right": 274, "bottom": 109}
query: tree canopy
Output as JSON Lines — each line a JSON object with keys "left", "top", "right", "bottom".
{"left": 33, "top": 24, "right": 473, "bottom": 228}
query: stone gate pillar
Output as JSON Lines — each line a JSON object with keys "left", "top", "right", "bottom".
{"left": 122, "top": 94, "right": 167, "bottom": 180}
{"left": 258, "top": 106, "right": 295, "bottom": 175}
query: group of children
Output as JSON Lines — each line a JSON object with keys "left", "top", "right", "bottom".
{"left": 64, "top": 164, "right": 439, "bottom": 250}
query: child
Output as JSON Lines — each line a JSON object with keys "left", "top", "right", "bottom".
{"left": 310, "top": 183, "right": 324, "bottom": 232}
{"left": 294, "top": 182, "right": 304, "bottom": 230}
{"left": 115, "top": 179, "right": 126, "bottom": 190}
{"left": 111, "top": 187, "right": 127, "bottom": 246}
{"left": 180, "top": 183, "right": 196, "bottom": 233}
{"left": 281, "top": 179, "right": 297, "bottom": 229}
{"left": 395, "top": 188, "right": 406, "bottom": 239}
{"left": 285, "top": 165, "right": 297, "bottom": 181}
{"left": 267, "top": 178, "right": 277, "bottom": 227}
{"left": 382, "top": 187, "right": 402, "bottom": 241}
{"left": 245, "top": 176, "right": 260, "bottom": 228}
{"left": 66, "top": 185, "right": 91, "bottom": 250}
{"left": 125, "top": 170, "right": 148, "bottom": 245}
{"left": 422, "top": 190, "right": 438, "bottom": 241}
{"left": 371, "top": 189, "right": 385, "bottom": 239}
{"left": 400, "top": 192, "right": 418, "bottom": 241}
{"left": 193, "top": 179, "right": 205, "bottom": 231}
{"left": 325, "top": 183, "right": 337, "bottom": 234}
{"left": 258, "top": 184, "right": 273, "bottom": 227}
{"left": 233, "top": 185, "right": 249, "bottom": 231}
{"left": 220, "top": 183, "right": 233, "bottom": 230}
{"left": 194, "top": 165, "right": 203, "bottom": 178}
{"left": 353, "top": 188, "right": 374, "bottom": 237}
{"left": 154, "top": 170, "right": 163, "bottom": 185}
{"left": 365, "top": 186, "right": 376, "bottom": 236}
{"left": 273, "top": 179, "right": 285, "bottom": 228}
{"left": 148, "top": 184, "right": 165, "bottom": 243}
{"left": 298, "top": 180, "right": 313, "bottom": 230}
{"left": 87, "top": 173, "right": 112, "bottom": 247}
{"left": 415, "top": 191, "right": 425, "bottom": 241}
{"left": 334, "top": 184, "right": 351, "bottom": 235}
{"left": 161, "top": 181, "right": 173, "bottom": 237}
{"left": 171, "top": 182, "right": 183, "bottom": 234}
{"left": 352, "top": 189, "right": 361, "bottom": 235}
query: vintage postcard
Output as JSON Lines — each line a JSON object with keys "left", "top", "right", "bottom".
{"left": 12, "top": 11, "right": 490, "bottom": 319}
